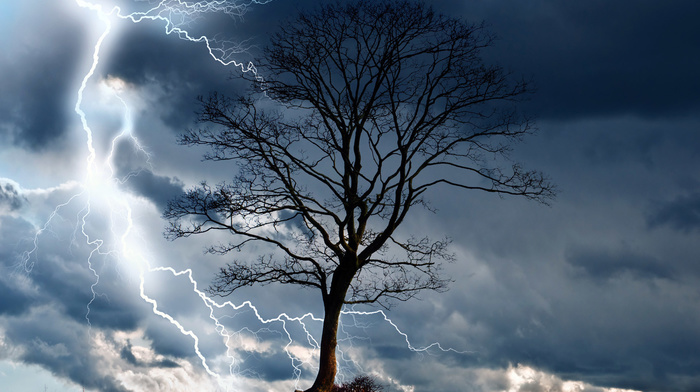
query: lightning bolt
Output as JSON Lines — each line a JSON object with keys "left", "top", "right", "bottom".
{"left": 70, "top": 0, "right": 267, "bottom": 385}
{"left": 15, "top": 1, "right": 470, "bottom": 390}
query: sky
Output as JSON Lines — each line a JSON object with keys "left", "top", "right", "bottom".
{"left": 1, "top": 0, "right": 700, "bottom": 391}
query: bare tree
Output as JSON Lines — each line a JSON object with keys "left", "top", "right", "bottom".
{"left": 333, "top": 375, "right": 384, "bottom": 392}
{"left": 164, "top": 0, "right": 554, "bottom": 391}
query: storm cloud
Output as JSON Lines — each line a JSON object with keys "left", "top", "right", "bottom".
{"left": 1, "top": 1, "right": 700, "bottom": 391}
{"left": 0, "top": 181, "right": 26, "bottom": 212}
{"left": 648, "top": 192, "right": 700, "bottom": 233}
{"left": 0, "top": 1, "right": 86, "bottom": 151}
{"left": 441, "top": 0, "right": 700, "bottom": 120}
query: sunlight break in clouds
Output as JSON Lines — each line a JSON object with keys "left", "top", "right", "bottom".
{"left": 505, "top": 364, "right": 641, "bottom": 392}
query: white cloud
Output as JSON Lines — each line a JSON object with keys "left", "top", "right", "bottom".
{"left": 504, "top": 364, "right": 641, "bottom": 392}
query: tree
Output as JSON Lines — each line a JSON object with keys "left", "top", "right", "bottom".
{"left": 164, "top": 1, "right": 554, "bottom": 391}
{"left": 333, "top": 375, "right": 384, "bottom": 392}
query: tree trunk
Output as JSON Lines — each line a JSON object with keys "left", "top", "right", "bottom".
{"left": 305, "top": 260, "right": 356, "bottom": 392}
{"left": 305, "top": 299, "right": 343, "bottom": 392}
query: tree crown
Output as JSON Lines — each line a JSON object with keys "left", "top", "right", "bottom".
{"left": 165, "top": 0, "right": 554, "bottom": 308}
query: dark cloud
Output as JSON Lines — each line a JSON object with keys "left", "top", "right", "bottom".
{"left": 648, "top": 193, "right": 700, "bottom": 233}
{"left": 0, "top": 204, "right": 143, "bottom": 391}
{"left": 0, "top": 275, "right": 34, "bottom": 316}
{"left": 104, "top": 16, "right": 249, "bottom": 130}
{"left": 0, "top": 217, "right": 36, "bottom": 316}
{"left": 241, "top": 349, "right": 298, "bottom": 382}
{"left": 579, "top": 131, "right": 660, "bottom": 169}
{"left": 0, "top": 182, "right": 26, "bottom": 211}
{"left": 120, "top": 340, "right": 139, "bottom": 365}
{"left": 9, "top": 225, "right": 141, "bottom": 331}
{"left": 112, "top": 139, "right": 185, "bottom": 211}
{"left": 168, "top": 0, "right": 700, "bottom": 122}
{"left": 4, "top": 311, "right": 131, "bottom": 392}
{"left": 123, "top": 169, "right": 185, "bottom": 213}
{"left": 143, "top": 319, "right": 198, "bottom": 359}
{"left": 0, "top": 1, "right": 86, "bottom": 151}
{"left": 156, "top": 358, "right": 180, "bottom": 368}
{"left": 120, "top": 340, "right": 180, "bottom": 368}
{"left": 439, "top": 0, "right": 700, "bottom": 120}
{"left": 414, "top": 275, "right": 700, "bottom": 391}
{"left": 566, "top": 245, "right": 674, "bottom": 280}
{"left": 5, "top": 229, "right": 130, "bottom": 314}
{"left": 0, "top": 192, "right": 223, "bottom": 390}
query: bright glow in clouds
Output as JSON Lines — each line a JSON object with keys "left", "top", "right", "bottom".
{"left": 0, "top": 1, "right": 651, "bottom": 391}
{"left": 505, "top": 364, "right": 642, "bottom": 392}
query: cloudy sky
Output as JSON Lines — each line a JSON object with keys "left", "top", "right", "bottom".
{"left": 1, "top": 1, "right": 700, "bottom": 391}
